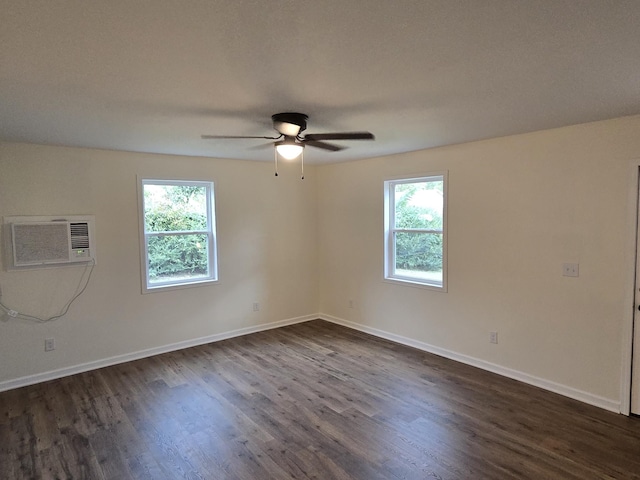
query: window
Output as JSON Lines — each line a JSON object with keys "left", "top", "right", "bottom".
{"left": 384, "top": 173, "right": 447, "bottom": 290}
{"left": 139, "top": 179, "right": 217, "bottom": 292}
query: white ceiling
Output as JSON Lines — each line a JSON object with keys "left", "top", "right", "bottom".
{"left": 2, "top": 1, "right": 640, "bottom": 164}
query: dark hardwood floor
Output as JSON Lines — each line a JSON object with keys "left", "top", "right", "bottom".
{"left": 1, "top": 320, "right": 639, "bottom": 479}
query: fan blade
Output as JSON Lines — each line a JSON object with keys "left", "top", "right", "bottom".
{"left": 304, "top": 140, "right": 346, "bottom": 152}
{"left": 303, "top": 132, "right": 374, "bottom": 141}
{"left": 201, "top": 134, "right": 280, "bottom": 140}
{"left": 248, "top": 142, "right": 275, "bottom": 150}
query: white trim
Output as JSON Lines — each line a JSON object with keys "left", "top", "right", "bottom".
{"left": 137, "top": 177, "right": 219, "bottom": 294}
{"left": 383, "top": 172, "right": 448, "bottom": 291}
{"left": 0, "top": 314, "right": 316, "bottom": 393}
{"left": 319, "top": 313, "right": 621, "bottom": 414}
{"left": 1, "top": 311, "right": 622, "bottom": 414}
{"left": 382, "top": 276, "right": 447, "bottom": 292}
{"left": 621, "top": 159, "right": 640, "bottom": 415}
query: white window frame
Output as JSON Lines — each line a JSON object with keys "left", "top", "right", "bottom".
{"left": 138, "top": 178, "right": 218, "bottom": 293}
{"left": 384, "top": 173, "right": 447, "bottom": 291}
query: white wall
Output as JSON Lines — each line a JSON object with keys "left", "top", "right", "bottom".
{"left": 2, "top": 115, "right": 639, "bottom": 412}
{"left": 0, "top": 143, "right": 318, "bottom": 387}
{"left": 317, "top": 115, "right": 640, "bottom": 411}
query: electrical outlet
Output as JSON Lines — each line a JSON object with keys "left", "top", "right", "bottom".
{"left": 562, "top": 263, "right": 579, "bottom": 277}
{"left": 253, "top": 302, "right": 260, "bottom": 312}
{"left": 349, "top": 299, "right": 354, "bottom": 308}
{"left": 489, "top": 332, "right": 498, "bottom": 344}
{"left": 45, "top": 338, "right": 56, "bottom": 352}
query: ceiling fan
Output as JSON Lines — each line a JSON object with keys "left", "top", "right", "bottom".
{"left": 202, "top": 112, "right": 375, "bottom": 178}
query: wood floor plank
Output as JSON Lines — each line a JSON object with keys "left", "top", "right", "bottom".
{"left": 1, "top": 319, "right": 640, "bottom": 479}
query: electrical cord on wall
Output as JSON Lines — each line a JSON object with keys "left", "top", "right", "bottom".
{"left": 0, "top": 259, "right": 95, "bottom": 323}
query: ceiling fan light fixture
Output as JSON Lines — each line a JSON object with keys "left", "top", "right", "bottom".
{"left": 202, "top": 112, "right": 374, "bottom": 179}
{"left": 274, "top": 121, "right": 301, "bottom": 137}
{"left": 272, "top": 113, "right": 308, "bottom": 137}
{"left": 275, "top": 141, "right": 304, "bottom": 160}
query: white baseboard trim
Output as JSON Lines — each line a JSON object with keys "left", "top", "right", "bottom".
{"left": 1, "top": 313, "right": 622, "bottom": 414}
{"left": 319, "top": 313, "right": 621, "bottom": 414}
{"left": 0, "top": 314, "right": 317, "bottom": 393}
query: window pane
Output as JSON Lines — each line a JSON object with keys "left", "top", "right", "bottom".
{"left": 394, "top": 180, "right": 443, "bottom": 230}
{"left": 144, "top": 184, "right": 207, "bottom": 232}
{"left": 147, "top": 234, "right": 209, "bottom": 284}
{"left": 395, "top": 231, "right": 442, "bottom": 283}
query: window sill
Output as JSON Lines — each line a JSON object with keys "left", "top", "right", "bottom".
{"left": 383, "top": 276, "right": 447, "bottom": 292}
{"left": 142, "top": 278, "right": 219, "bottom": 294}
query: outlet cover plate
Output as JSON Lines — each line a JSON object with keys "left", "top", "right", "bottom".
{"left": 562, "top": 263, "right": 579, "bottom": 277}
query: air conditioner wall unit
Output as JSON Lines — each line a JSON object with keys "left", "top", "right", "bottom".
{"left": 3, "top": 215, "right": 96, "bottom": 270}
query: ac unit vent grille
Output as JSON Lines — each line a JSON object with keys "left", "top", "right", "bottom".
{"left": 13, "top": 223, "right": 69, "bottom": 264}
{"left": 70, "top": 222, "right": 90, "bottom": 249}
{"left": 4, "top": 215, "right": 96, "bottom": 269}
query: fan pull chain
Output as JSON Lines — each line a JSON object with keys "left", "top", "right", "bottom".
{"left": 301, "top": 150, "right": 304, "bottom": 180}
{"left": 274, "top": 147, "right": 279, "bottom": 176}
